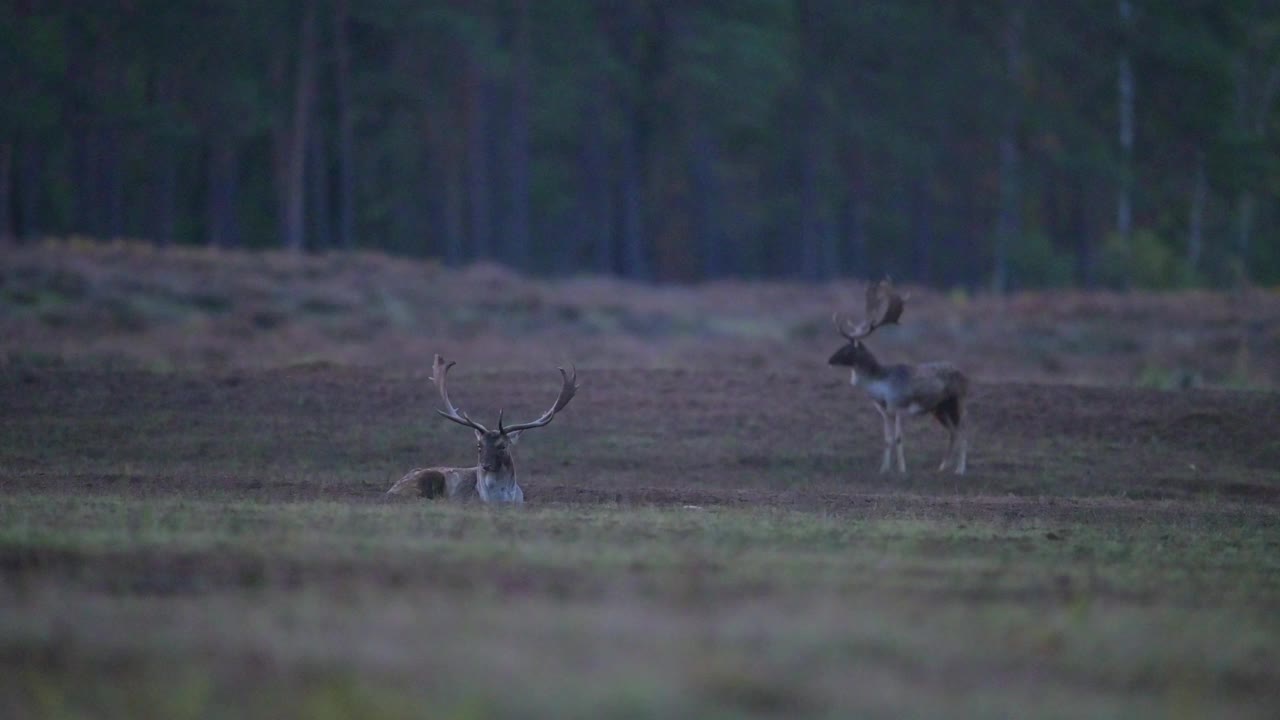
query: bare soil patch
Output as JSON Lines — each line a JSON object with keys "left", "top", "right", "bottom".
{"left": 4, "top": 365, "right": 1277, "bottom": 510}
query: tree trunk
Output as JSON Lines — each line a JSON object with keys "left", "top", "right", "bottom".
{"left": 442, "top": 119, "right": 466, "bottom": 265}
{"left": 993, "top": 104, "right": 1021, "bottom": 290}
{"left": 147, "top": 68, "right": 178, "bottom": 247}
{"left": 671, "top": 6, "right": 726, "bottom": 280}
{"left": 73, "top": 127, "right": 95, "bottom": 236}
{"left": 207, "top": 134, "right": 241, "bottom": 248}
{"left": 103, "top": 128, "right": 125, "bottom": 240}
{"left": 1072, "top": 175, "right": 1093, "bottom": 287}
{"left": 90, "top": 126, "right": 110, "bottom": 239}
{"left": 615, "top": 5, "right": 651, "bottom": 281}
{"left": 417, "top": 114, "right": 439, "bottom": 259}
{"left": 271, "top": 49, "right": 289, "bottom": 251}
{"left": 1115, "top": 0, "right": 1135, "bottom": 287}
{"left": 283, "top": 0, "right": 319, "bottom": 252}
{"left": 993, "top": 0, "right": 1025, "bottom": 293}
{"left": 0, "top": 139, "right": 13, "bottom": 246}
{"left": 506, "top": 0, "right": 532, "bottom": 270}
{"left": 17, "top": 137, "right": 41, "bottom": 239}
{"left": 798, "top": 120, "right": 822, "bottom": 281}
{"left": 797, "top": 0, "right": 825, "bottom": 281}
{"left": 1187, "top": 148, "right": 1206, "bottom": 272}
{"left": 307, "top": 123, "right": 332, "bottom": 251}
{"left": 333, "top": 0, "right": 356, "bottom": 249}
{"left": 464, "top": 50, "right": 492, "bottom": 260}
{"left": 617, "top": 129, "right": 647, "bottom": 280}
{"left": 581, "top": 64, "right": 613, "bottom": 275}
{"left": 391, "top": 158, "right": 417, "bottom": 256}
{"left": 911, "top": 176, "right": 933, "bottom": 284}
{"left": 1229, "top": 55, "right": 1280, "bottom": 269}
{"left": 66, "top": 33, "right": 93, "bottom": 237}
{"left": 689, "top": 127, "right": 726, "bottom": 279}
{"left": 151, "top": 136, "right": 177, "bottom": 247}
{"left": 841, "top": 141, "right": 870, "bottom": 278}
{"left": 1234, "top": 191, "right": 1255, "bottom": 262}
{"left": 840, "top": 191, "right": 863, "bottom": 279}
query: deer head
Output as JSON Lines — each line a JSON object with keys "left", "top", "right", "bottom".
{"left": 828, "top": 278, "right": 908, "bottom": 368}
{"left": 430, "top": 354, "right": 579, "bottom": 473}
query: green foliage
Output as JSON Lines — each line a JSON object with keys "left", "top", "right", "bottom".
{"left": 1098, "top": 230, "right": 1198, "bottom": 290}
{"left": 1007, "top": 232, "right": 1075, "bottom": 289}
{"left": 1, "top": 1, "right": 1279, "bottom": 287}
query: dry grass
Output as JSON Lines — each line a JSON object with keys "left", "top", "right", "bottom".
{"left": 3, "top": 239, "right": 1278, "bottom": 387}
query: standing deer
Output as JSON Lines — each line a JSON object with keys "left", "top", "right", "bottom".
{"left": 829, "top": 279, "right": 969, "bottom": 474}
{"left": 387, "top": 354, "right": 579, "bottom": 503}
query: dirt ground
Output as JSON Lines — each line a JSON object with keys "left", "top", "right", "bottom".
{"left": 6, "top": 363, "right": 1279, "bottom": 507}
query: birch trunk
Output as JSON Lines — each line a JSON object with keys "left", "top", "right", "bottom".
{"left": 283, "top": 0, "right": 319, "bottom": 252}
{"left": 506, "top": 0, "right": 532, "bottom": 269}
{"left": 464, "top": 51, "right": 492, "bottom": 260}
{"left": 333, "top": 0, "right": 356, "bottom": 249}
{"left": 1187, "top": 149, "right": 1206, "bottom": 271}
{"left": 0, "top": 140, "right": 13, "bottom": 245}
{"left": 207, "top": 134, "right": 241, "bottom": 248}
{"left": 993, "top": 0, "right": 1025, "bottom": 293}
{"left": 1115, "top": 0, "right": 1135, "bottom": 287}
{"left": 581, "top": 64, "right": 613, "bottom": 274}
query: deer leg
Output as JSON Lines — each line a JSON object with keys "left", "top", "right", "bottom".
{"left": 875, "top": 402, "right": 892, "bottom": 473}
{"left": 933, "top": 398, "right": 961, "bottom": 472}
{"left": 894, "top": 412, "right": 906, "bottom": 473}
{"left": 954, "top": 407, "right": 968, "bottom": 475}
{"left": 939, "top": 425, "right": 955, "bottom": 472}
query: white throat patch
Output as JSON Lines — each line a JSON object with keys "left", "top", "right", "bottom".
{"left": 477, "top": 470, "right": 522, "bottom": 503}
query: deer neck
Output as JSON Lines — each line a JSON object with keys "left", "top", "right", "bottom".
{"left": 475, "top": 456, "right": 522, "bottom": 503}
{"left": 848, "top": 347, "right": 887, "bottom": 387}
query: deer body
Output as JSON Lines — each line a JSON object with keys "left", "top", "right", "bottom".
{"left": 831, "top": 280, "right": 969, "bottom": 474}
{"left": 387, "top": 466, "right": 484, "bottom": 501}
{"left": 387, "top": 355, "right": 577, "bottom": 504}
{"left": 849, "top": 361, "right": 966, "bottom": 416}
{"left": 387, "top": 464, "right": 525, "bottom": 503}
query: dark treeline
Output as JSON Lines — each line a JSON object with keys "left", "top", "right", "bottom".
{"left": 1, "top": 1, "right": 1278, "bottom": 288}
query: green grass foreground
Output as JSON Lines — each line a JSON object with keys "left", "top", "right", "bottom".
{"left": 2, "top": 494, "right": 1278, "bottom": 719}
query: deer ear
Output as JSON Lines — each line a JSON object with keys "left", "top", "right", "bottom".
{"left": 474, "top": 429, "right": 485, "bottom": 442}
{"left": 505, "top": 430, "right": 523, "bottom": 445}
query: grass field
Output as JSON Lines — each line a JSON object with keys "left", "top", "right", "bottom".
{"left": 2, "top": 244, "right": 1280, "bottom": 718}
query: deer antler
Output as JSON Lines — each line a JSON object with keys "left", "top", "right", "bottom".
{"left": 431, "top": 354, "right": 490, "bottom": 433}
{"left": 498, "top": 365, "right": 579, "bottom": 435}
{"left": 833, "top": 277, "right": 908, "bottom": 340}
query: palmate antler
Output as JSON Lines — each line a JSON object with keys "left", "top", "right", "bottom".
{"left": 833, "top": 277, "right": 909, "bottom": 341}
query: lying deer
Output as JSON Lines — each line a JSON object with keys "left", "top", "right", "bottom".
{"left": 829, "top": 279, "right": 969, "bottom": 474}
{"left": 386, "top": 354, "right": 579, "bottom": 503}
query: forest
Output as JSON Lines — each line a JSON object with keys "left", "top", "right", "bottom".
{"left": 1, "top": 0, "right": 1278, "bottom": 288}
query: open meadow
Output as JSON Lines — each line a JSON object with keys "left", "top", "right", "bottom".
{"left": 2, "top": 243, "right": 1280, "bottom": 718}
